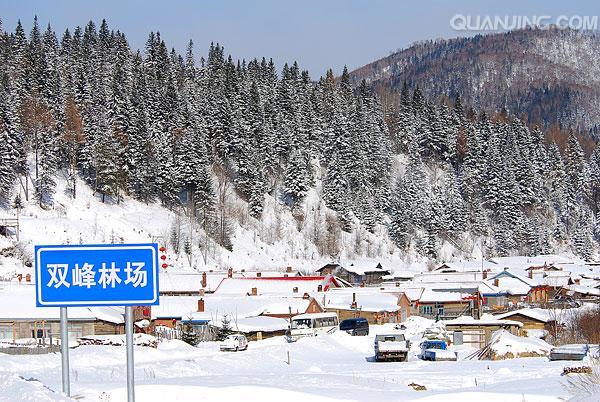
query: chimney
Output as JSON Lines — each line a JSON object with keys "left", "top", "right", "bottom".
{"left": 197, "top": 298, "right": 205, "bottom": 312}
{"left": 351, "top": 293, "right": 357, "bottom": 309}
{"left": 482, "top": 271, "right": 488, "bottom": 280}
{"left": 227, "top": 268, "right": 233, "bottom": 278}
{"left": 528, "top": 270, "right": 533, "bottom": 279}
{"left": 201, "top": 272, "right": 207, "bottom": 288}
{"left": 494, "top": 278, "right": 499, "bottom": 287}
{"left": 293, "top": 286, "right": 298, "bottom": 294}
{"left": 17, "top": 274, "right": 22, "bottom": 283}
{"left": 256, "top": 272, "right": 261, "bottom": 278}
{"left": 25, "top": 274, "right": 31, "bottom": 283}
{"left": 286, "top": 266, "right": 293, "bottom": 273}
{"left": 199, "top": 289, "right": 205, "bottom": 296}
{"left": 251, "top": 287, "right": 258, "bottom": 296}
{"left": 303, "top": 292, "right": 310, "bottom": 299}
{"left": 574, "top": 278, "right": 581, "bottom": 285}
{"left": 317, "top": 285, "right": 323, "bottom": 292}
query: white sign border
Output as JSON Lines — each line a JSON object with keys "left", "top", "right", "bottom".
{"left": 36, "top": 245, "right": 159, "bottom": 307}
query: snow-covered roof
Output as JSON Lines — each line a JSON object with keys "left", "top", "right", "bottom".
{"left": 292, "top": 312, "right": 338, "bottom": 320}
{"left": 413, "top": 271, "right": 489, "bottom": 283}
{"left": 185, "top": 294, "right": 316, "bottom": 322}
{"left": 543, "top": 275, "right": 571, "bottom": 287}
{"left": 563, "top": 284, "right": 600, "bottom": 296}
{"left": 152, "top": 296, "right": 200, "bottom": 319}
{"left": 444, "top": 314, "right": 523, "bottom": 327}
{"left": 418, "top": 289, "right": 471, "bottom": 303}
{"left": 159, "top": 271, "right": 205, "bottom": 293}
{"left": 382, "top": 272, "right": 415, "bottom": 281}
{"left": 323, "top": 290, "right": 400, "bottom": 312}
{"left": 435, "top": 260, "right": 496, "bottom": 273}
{"left": 0, "top": 284, "right": 124, "bottom": 324}
{"left": 213, "top": 276, "right": 341, "bottom": 296}
{"left": 494, "top": 308, "right": 552, "bottom": 323}
{"left": 489, "top": 255, "right": 580, "bottom": 269}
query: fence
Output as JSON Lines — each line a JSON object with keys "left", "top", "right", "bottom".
{"left": 0, "top": 345, "right": 60, "bottom": 355}
{"left": 154, "top": 327, "right": 182, "bottom": 342}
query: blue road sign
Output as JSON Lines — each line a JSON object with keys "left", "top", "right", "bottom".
{"left": 35, "top": 244, "right": 159, "bottom": 307}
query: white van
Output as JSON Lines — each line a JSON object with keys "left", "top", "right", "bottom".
{"left": 219, "top": 334, "right": 248, "bottom": 352}
{"left": 286, "top": 312, "right": 339, "bottom": 342}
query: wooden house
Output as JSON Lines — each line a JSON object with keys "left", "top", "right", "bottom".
{"left": 494, "top": 308, "right": 554, "bottom": 333}
{"left": 317, "top": 259, "right": 390, "bottom": 285}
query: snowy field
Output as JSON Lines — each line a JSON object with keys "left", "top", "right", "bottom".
{"left": 0, "top": 323, "right": 588, "bottom": 402}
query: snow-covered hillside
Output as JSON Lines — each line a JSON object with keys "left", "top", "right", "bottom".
{"left": 0, "top": 169, "right": 420, "bottom": 277}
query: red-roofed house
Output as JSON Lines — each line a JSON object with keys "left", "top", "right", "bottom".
{"left": 212, "top": 275, "right": 344, "bottom": 296}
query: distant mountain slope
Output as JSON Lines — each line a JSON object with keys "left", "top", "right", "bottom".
{"left": 349, "top": 28, "right": 600, "bottom": 133}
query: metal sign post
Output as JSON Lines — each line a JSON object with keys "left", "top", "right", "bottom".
{"left": 125, "top": 306, "right": 135, "bottom": 402}
{"left": 35, "top": 243, "right": 159, "bottom": 400}
{"left": 60, "top": 307, "right": 70, "bottom": 396}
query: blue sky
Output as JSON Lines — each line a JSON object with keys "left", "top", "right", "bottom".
{"left": 1, "top": 0, "right": 598, "bottom": 77}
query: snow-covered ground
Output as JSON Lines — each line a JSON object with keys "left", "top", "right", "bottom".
{"left": 0, "top": 323, "right": 592, "bottom": 401}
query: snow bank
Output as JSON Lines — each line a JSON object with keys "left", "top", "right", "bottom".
{"left": 490, "top": 330, "right": 553, "bottom": 360}
{"left": 0, "top": 373, "right": 71, "bottom": 401}
{"left": 108, "top": 384, "right": 351, "bottom": 402}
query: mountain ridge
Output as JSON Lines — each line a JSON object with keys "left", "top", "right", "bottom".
{"left": 348, "top": 27, "right": 600, "bottom": 135}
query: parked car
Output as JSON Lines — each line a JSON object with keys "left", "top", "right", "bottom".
{"left": 374, "top": 333, "right": 410, "bottom": 362}
{"left": 419, "top": 340, "right": 457, "bottom": 361}
{"left": 339, "top": 318, "right": 369, "bottom": 336}
{"left": 219, "top": 334, "right": 248, "bottom": 352}
{"left": 549, "top": 344, "right": 589, "bottom": 361}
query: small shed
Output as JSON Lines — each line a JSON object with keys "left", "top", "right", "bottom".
{"left": 445, "top": 315, "right": 523, "bottom": 349}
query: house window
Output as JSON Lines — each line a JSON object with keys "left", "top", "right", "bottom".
{"left": 420, "top": 305, "right": 433, "bottom": 316}
{"left": 0, "top": 324, "right": 13, "bottom": 340}
{"left": 435, "top": 302, "right": 444, "bottom": 316}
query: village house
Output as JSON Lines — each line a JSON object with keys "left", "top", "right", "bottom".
{"left": 0, "top": 285, "right": 124, "bottom": 343}
{"left": 494, "top": 308, "right": 555, "bottom": 336}
{"left": 486, "top": 269, "right": 549, "bottom": 305}
{"left": 322, "top": 289, "right": 411, "bottom": 324}
{"left": 316, "top": 259, "right": 390, "bottom": 285}
{"left": 410, "top": 289, "right": 474, "bottom": 320}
